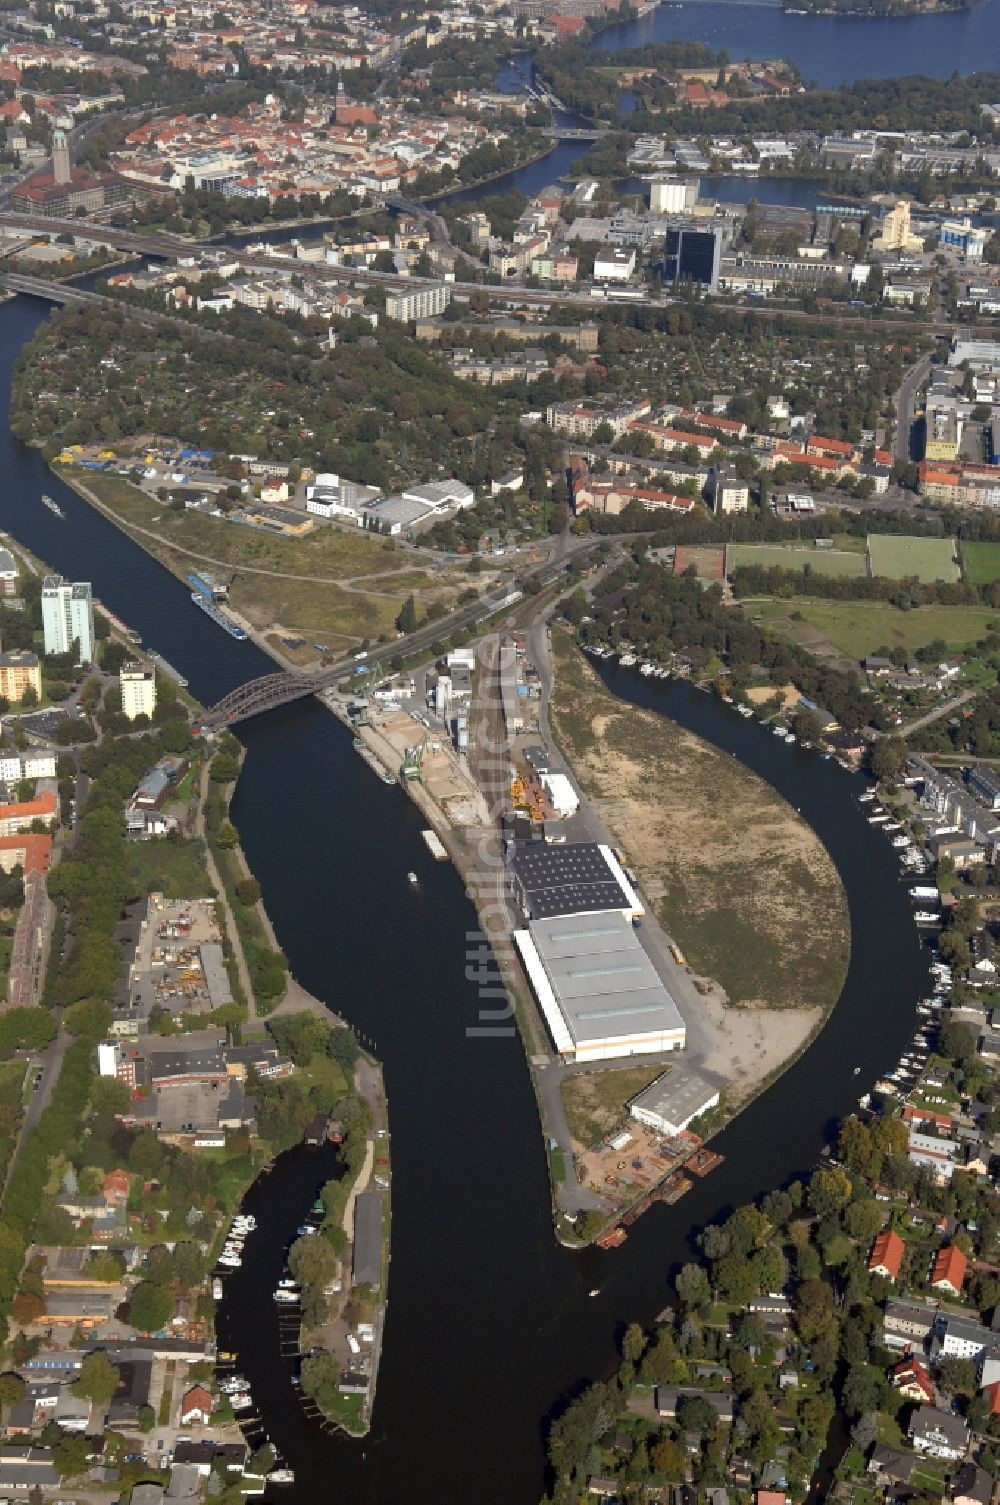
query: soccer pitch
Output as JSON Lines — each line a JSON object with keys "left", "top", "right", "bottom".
{"left": 726, "top": 543, "right": 867, "bottom": 578}
{"left": 867, "top": 535, "right": 960, "bottom": 584}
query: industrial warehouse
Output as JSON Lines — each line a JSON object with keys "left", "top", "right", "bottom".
{"left": 509, "top": 844, "right": 686, "bottom": 1063}
{"left": 507, "top": 841, "right": 643, "bottom": 921}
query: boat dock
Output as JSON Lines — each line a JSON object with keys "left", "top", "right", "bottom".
{"left": 685, "top": 1148, "right": 725, "bottom": 1177}
{"left": 353, "top": 738, "right": 394, "bottom": 783}
{"left": 148, "top": 650, "right": 188, "bottom": 688}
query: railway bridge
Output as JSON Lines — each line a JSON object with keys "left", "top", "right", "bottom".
{"left": 200, "top": 663, "right": 351, "bottom": 730}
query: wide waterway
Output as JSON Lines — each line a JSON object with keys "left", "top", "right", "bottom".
{"left": 591, "top": 0, "right": 1000, "bottom": 84}
{"left": 0, "top": 290, "right": 930, "bottom": 1502}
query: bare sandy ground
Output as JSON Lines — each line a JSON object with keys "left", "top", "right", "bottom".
{"left": 549, "top": 634, "right": 850, "bottom": 1102}
{"left": 695, "top": 984, "right": 824, "bottom": 1104}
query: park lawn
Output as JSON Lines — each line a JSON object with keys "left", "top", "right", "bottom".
{"left": 744, "top": 598, "right": 1000, "bottom": 660}
{"left": 299, "top": 1055, "right": 350, "bottom": 1098}
{"left": 867, "top": 534, "right": 960, "bottom": 584}
{"left": 828, "top": 534, "right": 869, "bottom": 553}
{"left": 125, "top": 837, "right": 213, "bottom": 899}
{"left": 318, "top": 1390, "right": 364, "bottom": 1429}
{"left": 961, "top": 540, "right": 1000, "bottom": 585}
{"left": 559, "top": 1064, "right": 665, "bottom": 1150}
{"left": 726, "top": 542, "right": 867, "bottom": 578}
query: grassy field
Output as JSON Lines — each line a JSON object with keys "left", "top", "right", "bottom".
{"left": 227, "top": 573, "right": 403, "bottom": 640}
{"left": 548, "top": 632, "right": 849, "bottom": 1012}
{"left": 68, "top": 468, "right": 467, "bottom": 647}
{"left": 748, "top": 598, "right": 1000, "bottom": 661}
{"left": 726, "top": 543, "right": 867, "bottom": 578}
{"left": 69, "top": 469, "right": 403, "bottom": 579}
{"left": 559, "top": 1065, "right": 664, "bottom": 1149}
{"left": 125, "top": 838, "right": 214, "bottom": 899}
{"left": 867, "top": 534, "right": 960, "bottom": 583}
{"left": 961, "top": 540, "right": 1000, "bottom": 585}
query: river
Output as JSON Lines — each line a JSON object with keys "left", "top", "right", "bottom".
{"left": 0, "top": 290, "right": 930, "bottom": 1502}
{"left": 591, "top": 0, "right": 1000, "bottom": 84}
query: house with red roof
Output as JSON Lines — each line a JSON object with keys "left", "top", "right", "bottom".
{"left": 102, "top": 1170, "right": 131, "bottom": 1208}
{"left": 180, "top": 1385, "right": 213, "bottom": 1425}
{"left": 869, "top": 1229, "right": 906, "bottom": 1281}
{"left": 930, "top": 1244, "right": 967, "bottom": 1297}
{"left": 892, "top": 1356, "right": 934, "bottom": 1403}
{"left": 807, "top": 434, "right": 856, "bottom": 459}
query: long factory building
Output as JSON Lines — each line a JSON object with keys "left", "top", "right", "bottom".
{"left": 509, "top": 843, "right": 686, "bottom": 1063}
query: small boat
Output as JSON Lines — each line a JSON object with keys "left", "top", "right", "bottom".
{"left": 588, "top": 1288, "right": 600, "bottom": 1297}
{"left": 41, "top": 493, "right": 64, "bottom": 518}
{"left": 853, "top": 1066, "right": 861, "bottom": 1076}
{"left": 408, "top": 871, "right": 418, "bottom": 884}
{"left": 269, "top": 1471, "right": 295, "bottom": 1485}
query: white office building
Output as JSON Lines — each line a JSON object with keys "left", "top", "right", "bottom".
{"left": 120, "top": 663, "right": 157, "bottom": 721}
{"left": 41, "top": 576, "right": 94, "bottom": 663}
{"left": 305, "top": 472, "right": 381, "bottom": 522}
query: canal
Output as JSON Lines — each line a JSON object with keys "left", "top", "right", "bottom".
{"left": 0, "top": 290, "right": 929, "bottom": 1503}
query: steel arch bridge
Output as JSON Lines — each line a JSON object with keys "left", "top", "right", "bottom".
{"left": 201, "top": 664, "right": 348, "bottom": 729}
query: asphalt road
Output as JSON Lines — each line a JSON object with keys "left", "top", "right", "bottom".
{"left": 894, "top": 350, "right": 934, "bottom": 464}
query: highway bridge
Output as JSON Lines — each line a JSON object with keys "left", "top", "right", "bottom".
{"left": 1, "top": 274, "right": 98, "bottom": 305}
{"left": 2, "top": 269, "right": 238, "bottom": 341}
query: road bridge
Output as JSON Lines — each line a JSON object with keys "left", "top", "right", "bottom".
{"left": 539, "top": 127, "right": 607, "bottom": 140}
{"left": 2, "top": 273, "right": 99, "bottom": 304}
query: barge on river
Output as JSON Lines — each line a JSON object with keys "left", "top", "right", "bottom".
{"left": 191, "top": 592, "right": 247, "bottom": 640}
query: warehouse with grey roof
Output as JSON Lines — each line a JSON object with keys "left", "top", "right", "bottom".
{"left": 513, "top": 911, "right": 685, "bottom": 1062}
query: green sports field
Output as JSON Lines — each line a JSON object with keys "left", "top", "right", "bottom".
{"left": 725, "top": 543, "right": 867, "bottom": 578}
{"left": 867, "top": 534, "right": 960, "bottom": 584}
{"left": 961, "top": 541, "right": 1000, "bottom": 585}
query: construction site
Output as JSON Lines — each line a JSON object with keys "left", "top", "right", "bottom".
{"left": 577, "top": 1120, "right": 725, "bottom": 1241}
{"left": 128, "top": 896, "right": 232, "bottom": 1021}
